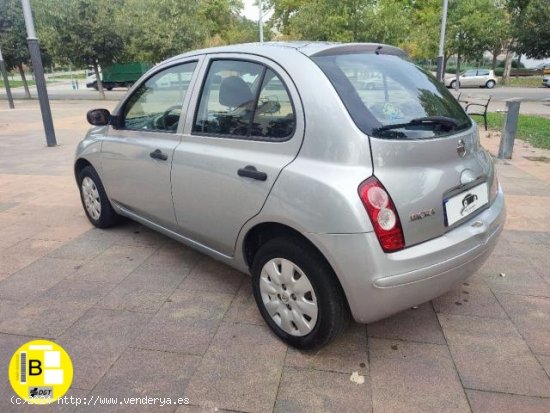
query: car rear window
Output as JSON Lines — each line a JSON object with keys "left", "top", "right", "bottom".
{"left": 312, "top": 53, "right": 471, "bottom": 139}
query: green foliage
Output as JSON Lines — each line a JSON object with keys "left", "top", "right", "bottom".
{"left": 0, "top": 0, "right": 30, "bottom": 68}
{"left": 35, "top": 0, "right": 124, "bottom": 67}
{"left": 116, "top": 0, "right": 206, "bottom": 62}
{"left": 484, "top": 112, "right": 550, "bottom": 149}
{"left": 267, "top": 0, "right": 413, "bottom": 44}
{"left": 514, "top": 0, "right": 550, "bottom": 58}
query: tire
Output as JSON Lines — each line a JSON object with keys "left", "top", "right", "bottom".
{"left": 450, "top": 80, "right": 458, "bottom": 89}
{"left": 77, "top": 165, "right": 120, "bottom": 228}
{"left": 251, "top": 236, "right": 349, "bottom": 349}
{"left": 485, "top": 80, "right": 496, "bottom": 89}
{"left": 92, "top": 82, "right": 98, "bottom": 91}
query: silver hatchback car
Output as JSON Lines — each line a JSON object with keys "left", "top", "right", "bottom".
{"left": 76, "top": 42, "right": 505, "bottom": 349}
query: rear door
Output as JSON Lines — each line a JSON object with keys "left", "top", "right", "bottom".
{"left": 171, "top": 55, "right": 304, "bottom": 256}
{"left": 476, "top": 69, "right": 490, "bottom": 86}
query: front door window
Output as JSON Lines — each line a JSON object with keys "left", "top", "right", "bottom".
{"left": 123, "top": 62, "right": 197, "bottom": 133}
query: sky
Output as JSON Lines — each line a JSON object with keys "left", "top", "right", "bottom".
{"left": 242, "top": 0, "right": 273, "bottom": 22}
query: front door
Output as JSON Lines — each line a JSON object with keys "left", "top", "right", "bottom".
{"left": 171, "top": 56, "right": 304, "bottom": 256}
{"left": 460, "top": 70, "right": 478, "bottom": 87}
{"left": 100, "top": 61, "right": 200, "bottom": 228}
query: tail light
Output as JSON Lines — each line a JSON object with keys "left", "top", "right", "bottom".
{"left": 358, "top": 177, "right": 405, "bottom": 252}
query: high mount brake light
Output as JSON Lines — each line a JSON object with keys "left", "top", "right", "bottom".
{"left": 358, "top": 177, "right": 405, "bottom": 252}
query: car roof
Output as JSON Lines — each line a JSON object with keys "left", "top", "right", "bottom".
{"left": 162, "top": 41, "right": 407, "bottom": 65}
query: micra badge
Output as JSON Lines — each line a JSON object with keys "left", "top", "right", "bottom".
{"left": 410, "top": 208, "right": 436, "bottom": 222}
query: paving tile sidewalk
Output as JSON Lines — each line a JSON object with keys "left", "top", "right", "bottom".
{"left": 0, "top": 100, "right": 549, "bottom": 412}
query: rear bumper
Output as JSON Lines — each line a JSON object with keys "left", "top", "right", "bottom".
{"left": 308, "top": 186, "right": 505, "bottom": 323}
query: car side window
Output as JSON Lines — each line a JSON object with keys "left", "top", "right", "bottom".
{"left": 463, "top": 70, "right": 477, "bottom": 77}
{"left": 251, "top": 69, "right": 296, "bottom": 139}
{"left": 193, "top": 60, "right": 295, "bottom": 141}
{"left": 122, "top": 62, "right": 197, "bottom": 133}
{"left": 477, "top": 70, "right": 490, "bottom": 76}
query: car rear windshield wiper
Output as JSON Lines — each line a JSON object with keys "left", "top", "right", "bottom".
{"left": 373, "top": 116, "right": 459, "bottom": 134}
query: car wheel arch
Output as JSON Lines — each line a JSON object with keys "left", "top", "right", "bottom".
{"left": 242, "top": 221, "right": 351, "bottom": 311}
{"left": 74, "top": 158, "right": 94, "bottom": 182}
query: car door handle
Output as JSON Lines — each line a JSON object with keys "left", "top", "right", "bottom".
{"left": 237, "top": 165, "right": 267, "bottom": 181}
{"left": 150, "top": 149, "right": 168, "bottom": 161}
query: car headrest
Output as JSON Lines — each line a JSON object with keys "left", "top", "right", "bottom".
{"left": 219, "top": 76, "right": 254, "bottom": 108}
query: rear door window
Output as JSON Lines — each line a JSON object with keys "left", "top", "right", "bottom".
{"left": 193, "top": 60, "right": 295, "bottom": 141}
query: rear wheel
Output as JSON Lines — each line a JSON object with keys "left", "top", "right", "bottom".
{"left": 78, "top": 165, "right": 120, "bottom": 228}
{"left": 485, "top": 80, "right": 496, "bottom": 89}
{"left": 251, "top": 237, "right": 349, "bottom": 349}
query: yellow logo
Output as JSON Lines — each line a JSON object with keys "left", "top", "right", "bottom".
{"left": 8, "top": 340, "right": 73, "bottom": 404}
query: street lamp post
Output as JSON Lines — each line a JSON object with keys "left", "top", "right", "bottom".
{"left": 21, "top": 0, "right": 57, "bottom": 147}
{"left": 436, "top": 0, "right": 449, "bottom": 82}
{"left": 259, "top": 0, "right": 264, "bottom": 43}
{"left": 0, "top": 46, "right": 15, "bottom": 109}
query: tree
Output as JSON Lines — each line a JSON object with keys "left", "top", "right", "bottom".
{"left": 35, "top": 0, "right": 125, "bottom": 98}
{"left": 485, "top": 5, "right": 510, "bottom": 70}
{"left": 0, "top": 0, "right": 32, "bottom": 98}
{"left": 267, "top": 0, "right": 412, "bottom": 45}
{"left": 501, "top": 0, "right": 531, "bottom": 83}
{"left": 117, "top": 0, "right": 207, "bottom": 63}
{"left": 514, "top": 0, "right": 550, "bottom": 58}
{"left": 443, "top": 0, "right": 504, "bottom": 83}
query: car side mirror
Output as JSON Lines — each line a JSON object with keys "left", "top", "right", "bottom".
{"left": 87, "top": 109, "right": 111, "bottom": 126}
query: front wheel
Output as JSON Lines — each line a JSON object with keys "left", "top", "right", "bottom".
{"left": 251, "top": 237, "right": 349, "bottom": 349}
{"left": 485, "top": 80, "right": 496, "bottom": 89}
{"left": 450, "top": 80, "right": 458, "bottom": 89}
{"left": 78, "top": 165, "right": 120, "bottom": 228}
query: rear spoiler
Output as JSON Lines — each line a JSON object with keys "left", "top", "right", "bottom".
{"left": 309, "top": 43, "right": 407, "bottom": 59}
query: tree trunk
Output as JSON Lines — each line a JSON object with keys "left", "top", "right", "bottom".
{"left": 18, "top": 63, "right": 31, "bottom": 99}
{"left": 491, "top": 51, "right": 498, "bottom": 71}
{"left": 502, "top": 40, "right": 514, "bottom": 85}
{"left": 93, "top": 61, "right": 105, "bottom": 100}
{"left": 454, "top": 52, "right": 461, "bottom": 91}
{"left": 443, "top": 53, "right": 450, "bottom": 76}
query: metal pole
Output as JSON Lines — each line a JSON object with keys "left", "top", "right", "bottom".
{"left": 0, "top": 46, "right": 15, "bottom": 109}
{"left": 498, "top": 99, "right": 521, "bottom": 159}
{"left": 436, "top": 0, "right": 448, "bottom": 82}
{"left": 21, "top": 0, "right": 57, "bottom": 146}
{"left": 259, "top": 0, "right": 264, "bottom": 43}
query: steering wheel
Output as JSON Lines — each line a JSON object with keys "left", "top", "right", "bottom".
{"left": 154, "top": 105, "right": 182, "bottom": 130}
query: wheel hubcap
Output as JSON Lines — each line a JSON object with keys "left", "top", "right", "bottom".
{"left": 259, "top": 258, "right": 318, "bottom": 336}
{"left": 81, "top": 176, "right": 101, "bottom": 220}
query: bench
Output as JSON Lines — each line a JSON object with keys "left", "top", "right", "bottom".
{"left": 457, "top": 93, "right": 492, "bottom": 131}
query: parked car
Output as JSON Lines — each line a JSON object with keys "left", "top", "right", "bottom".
{"left": 445, "top": 69, "right": 498, "bottom": 89}
{"left": 542, "top": 76, "right": 550, "bottom": 88}
{"left": 76, "top": 42, "right": 505, "bottom": 349}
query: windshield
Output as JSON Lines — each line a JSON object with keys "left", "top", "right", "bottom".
{"left": 312, "top": 53, "right": 471, "bottom": 139}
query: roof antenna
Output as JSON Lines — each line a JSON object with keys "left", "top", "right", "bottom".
{"left": 375, "top": 45, "right": 383, "bottom": 55}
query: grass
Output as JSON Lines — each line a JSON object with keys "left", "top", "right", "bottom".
{"left": 0, "top": 79, "right": 35, "bottom": 88}
{"left": 500, "top": 76, "right": 545, "bottom": 88}
{"left": 476, "top": 112, "right": 550, "bottom": 150}
{"left": 47, "top": 73, "right": 86, "bottom": 81}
